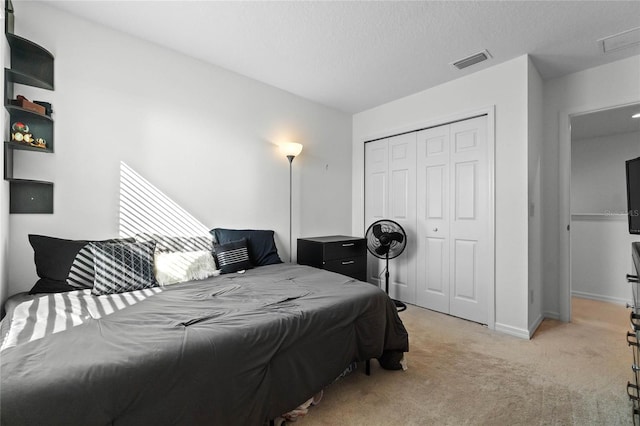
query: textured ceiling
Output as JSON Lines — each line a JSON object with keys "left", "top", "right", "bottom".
{"left": 43, "top": 0, "right": 640, "bottom": 114}
{"left": 571, "top": 103, "right": 640, "bottom": 141}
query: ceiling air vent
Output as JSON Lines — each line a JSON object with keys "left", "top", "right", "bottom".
{"left": 598, "top": 27, "right": 640, "bottom": 53}
{"left": 451, "top": 50, "right": 492, "bottom": 70}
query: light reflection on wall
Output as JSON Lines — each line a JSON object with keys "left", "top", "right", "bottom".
{"left": 119, "top": 161, "right": 210, "bottom": 239}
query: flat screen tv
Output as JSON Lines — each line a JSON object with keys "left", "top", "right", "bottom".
{"left": 627, "top": 156, "right": 640, "bottom": 234}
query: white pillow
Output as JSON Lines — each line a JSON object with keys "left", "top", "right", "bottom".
{"left": 154, "top": 250, "right": 220, "bottom": 286}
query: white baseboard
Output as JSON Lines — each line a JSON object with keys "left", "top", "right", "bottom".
{"left": 494, "top": 322, "right": 530, "bottom": 340}
{"left": 571, "top": 290, "right": 631, "bottom": 306}
{"left": 528, "top": 314, "right": 544, "bottom": 338}
{"left": 543, "top": 311, "right": 561, "bottom": 320}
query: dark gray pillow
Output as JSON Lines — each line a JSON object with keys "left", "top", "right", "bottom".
{"left": 211, "top": 228, "right": 282, "bottom": 266}
{"left": 90, "top": 241, "right": 158, "bottom": 296}
{"left": 28, "top": 234, "right": 134, "bottom": 294}
{"left": 214, "top": 238, "right": 253, "bottom": 274}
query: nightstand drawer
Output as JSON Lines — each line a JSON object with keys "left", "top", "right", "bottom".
{"left": 297, "top": 235, "right": 367, "bottom": 281}
{"left": 323, "top": 239, "right": 366, "bottom": 261}
{"left": 324, "top": 257, "right": 366, "bottom": 282}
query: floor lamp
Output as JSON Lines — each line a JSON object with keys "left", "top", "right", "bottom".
{"left": 280, "top": 142, "right": 303, "bottom": 263}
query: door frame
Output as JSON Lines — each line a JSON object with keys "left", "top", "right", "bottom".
{"left": 558, "top": 100, "right": 640, "bottom": 322}
{"left": 362, "top": 105, "right": 496, "bottom": 330}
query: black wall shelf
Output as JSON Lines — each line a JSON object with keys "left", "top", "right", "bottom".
{"left": 3, "top": 0, "right": 55, "bottom": 214}
{"left": 5, "top": 33, "right": 54, "bottom": 89}
{"left": 8, "top": 179, "right": 54, "bottom": 214}
{"left": 5, "top": 140, "right": 52, "bottom": 153}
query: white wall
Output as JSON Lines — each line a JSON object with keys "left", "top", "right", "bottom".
{"left": 5, "top": 2, "right": 352, "bottom": 298}
{"left": 353, "top": 55, "right": 531, "bottom": 337}
{"left": 570, "top": 131, "right": 640, "bottom": 303}
{"left": 527, "top": 58, "right": 544, "bottom": 333}
{"left": 572, "top": 132, "right": 640, "bottom": 215}
{"left": 542, "top": 55, "right": 640, "bottom": 320}
{"left": 571, "top": 217, "right": 637, "bottom": 303}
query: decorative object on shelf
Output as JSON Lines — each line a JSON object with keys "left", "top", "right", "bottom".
{"left": 365, "top": 219, "right": 408, "bottom": 312}
{"left": 12, "top": 94, "right": 45, "bottom": 115}
{"left": 10, "top": 121, "right": 46, "bottom": 148}
{"left": 11, "top": 121, "right": 32, "bottom": 143}
{"left": 280, "top": 142, "right": 303, "bottom": 263}
{"left": 33, "top": 138, "right": 47, "bottom": 149}
{"left": 33, "top": 100, "right": 52, "bottom": 117}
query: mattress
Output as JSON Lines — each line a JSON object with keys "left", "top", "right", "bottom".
{"left": 0, "top": 263, "right": 408, "bottom": 425}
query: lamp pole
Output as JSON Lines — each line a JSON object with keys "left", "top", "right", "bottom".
{"left": 280, "top": 142, "right": 302, "bottom": 263}
{"left": 287, "top": 154, "right": 294, "bottom": 263}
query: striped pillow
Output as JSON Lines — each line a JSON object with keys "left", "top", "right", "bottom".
{"left": 90, "top": 241, "right": 158, "bottom": 296}
{"left": 67, "top": 238, "right": 136, "bottom": 290}
{"left": 214, "top": 238, "right": 253, "bottom": 274}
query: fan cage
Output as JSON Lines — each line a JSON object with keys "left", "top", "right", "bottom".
{"left": 365, "top": 219, "right": 407, "bottom": 260}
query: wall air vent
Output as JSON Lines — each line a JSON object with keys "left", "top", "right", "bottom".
{"left": 451, "top": 50, "right": 492, "bottom": 70}
{"left": 598, "top": 27, "right": 640, "bottom": 53}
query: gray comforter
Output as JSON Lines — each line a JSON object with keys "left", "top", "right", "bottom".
{"left": 0, "top": 264, "right": 408, "bottom": 425}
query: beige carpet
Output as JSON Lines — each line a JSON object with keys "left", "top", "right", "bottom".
{"left": 295, "top": 298, "right": 632, "bottom": 425}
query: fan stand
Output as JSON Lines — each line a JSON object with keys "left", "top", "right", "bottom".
{"left": 385, "top": 252, "right": 407, "bottom": 312}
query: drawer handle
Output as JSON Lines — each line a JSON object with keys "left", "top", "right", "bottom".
{"left": 632, "top": 312, "right": 640, "bottom": 331}
{"left": 342, "top": 243, "right": 355, "bottom": 247}
{"left": 633, "top": 364, "right": 640, "bottom": 373}
{"left": 629, "top": 382, "right": 640, "bottom": 401}
{"left": 629, "top": 274, "right": 640, "bottom": 283}
{"left": 341, "top": 260, "right": 355, "bottom": 265}
{"left": 628, "top": 331, "right": 639, "bottom": 347}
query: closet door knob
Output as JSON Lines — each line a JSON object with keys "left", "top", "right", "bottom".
{"left": 433, "top": 228, "right": 438, "bottom": 232}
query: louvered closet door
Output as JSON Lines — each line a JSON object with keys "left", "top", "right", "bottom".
{"left": 416, "top": 125, "right": 451, "bottom": 312}
{"left": 364, "top": 133, "right": 417, "bottom": 305}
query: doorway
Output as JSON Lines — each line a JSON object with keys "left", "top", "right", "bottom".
{"left": 568, "top": 103, "right": 640, "bottom": 317}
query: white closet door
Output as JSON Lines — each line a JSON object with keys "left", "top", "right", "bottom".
{"left": 364, "top": 133, "right": 417, "bottom": 305}
{"left": 387, "top": 133, "right": 416, "bottom": 304}
{"left": 416, "top": 125, "right": 450, "bottom": 312}
{"left": 448, "top": 116, "right": 489, "bottom": 324}
{"left": 364, "top": 139, "right": 388, "bottom": 288}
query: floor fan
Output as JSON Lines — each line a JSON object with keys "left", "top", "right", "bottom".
{"left": 365, "top": 219, "right": 407, "bottom": 312}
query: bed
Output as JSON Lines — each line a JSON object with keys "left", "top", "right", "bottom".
{"left": 0, "top": 259, "right": 409, "bottom": 425}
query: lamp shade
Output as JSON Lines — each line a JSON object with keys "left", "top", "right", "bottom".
{"left": 280, "top": 142, "right": 303, "bottom": 158}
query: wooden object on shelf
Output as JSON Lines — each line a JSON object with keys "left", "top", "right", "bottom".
{"left": 297, "top": 236, "right": 367, "bottom": 282}
{"left": 12, "top": 96, "right": 46, "bottom": 115}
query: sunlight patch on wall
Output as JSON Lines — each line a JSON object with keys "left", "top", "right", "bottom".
{"left": 119, "top": 161, "right": 210, "bottom": 239}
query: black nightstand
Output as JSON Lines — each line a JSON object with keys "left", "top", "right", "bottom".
{"left": 297, "top": 236, "right": 367, "bottom": 281}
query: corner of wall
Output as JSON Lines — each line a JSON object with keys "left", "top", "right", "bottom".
{"left": 527, "top": 56, "right": 544, "bottom": 330}
{"left": 0, "top": 31, "right": 8, "bottom": 315}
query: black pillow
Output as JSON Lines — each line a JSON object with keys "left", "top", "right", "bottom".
{"left": 29, "top": 278, "right": 78, "bottom": 295}
{"left": 28, "top": 234, "right": 134, "bottom": 294}
{"left": 213, "top": 238, "right": 253, "bottom": 274}
{"left": 29, "top": 235, "right": 88, "bottom": 282}
{"left": 211, "top": 228, "right": 282, "bottom": 266}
